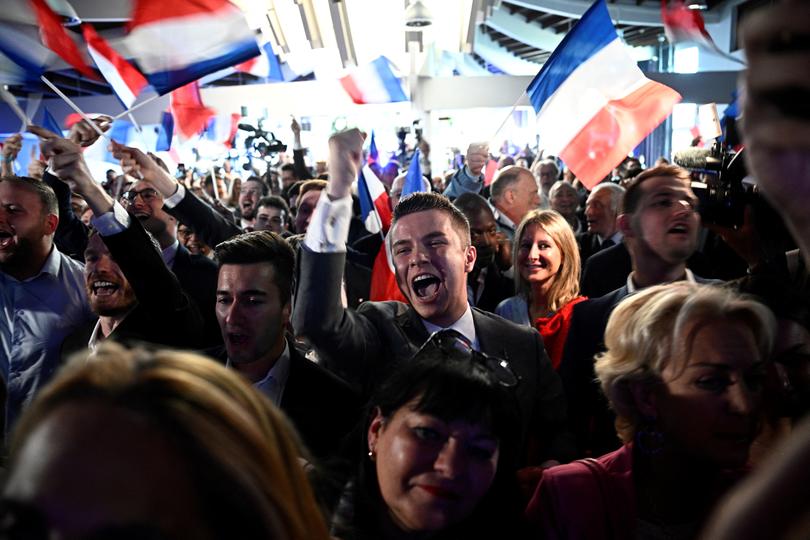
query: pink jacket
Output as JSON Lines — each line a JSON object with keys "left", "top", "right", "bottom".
{"left": 525, "top": 444, "right": 636, "bottom": 539}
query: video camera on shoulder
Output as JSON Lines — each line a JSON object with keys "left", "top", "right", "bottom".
{"left": 238, "top": 119, "right": 286, "bottom": 159}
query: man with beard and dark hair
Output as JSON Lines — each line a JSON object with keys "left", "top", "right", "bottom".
{"left": 453, "top": 192, "right": 513, "bottom": 313}
{"left": 237, "top": 176, "right": 266, "bottom": 230}
{"left": 0, "top": 175, "right": 95, "bottom": 429}
{"left": 211, "top": 231, "right": 360, "bottom": 458}
{"left": 560, "top": 164, "right": 717, "bottom": 458}
{"left": 30, "top": 128, "right": 203, "bottom": 356}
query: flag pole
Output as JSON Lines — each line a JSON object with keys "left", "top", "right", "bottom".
{"left": 0, "top": 87, "right": 31, "bottom": 129}
{"left": 491, "top": 91, "right": 526, "bottom": 141}
{"left": 40, "top": 75, "right": 109, "bottom": 140}
{"left": 112, "top": 94, "right": 161, "bottom": 121}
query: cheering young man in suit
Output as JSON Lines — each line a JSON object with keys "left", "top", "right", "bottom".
{"left": 293, "top": 129, "right": 572, "bottom": 465}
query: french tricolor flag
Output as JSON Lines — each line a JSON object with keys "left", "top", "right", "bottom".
{"left": 82, "top": 24, "right": 148, "bottom": 109}
{"left": 340, "top": 56, "right": 408, "bottom": 105}
{"left": 528, "top": 0, "right": 681, "bottom": 188}
{"left": 357, "top": 164, "right": 392, "bottom": 235}
{"left": 234, "top": 41, "right": 282, "bottom": 81}
{"left": 122, "top": 0, "right": 260, "bottom": 95}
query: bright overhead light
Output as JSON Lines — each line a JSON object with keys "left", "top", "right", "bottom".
{"left": 687, "top": 3, "right": 708, "bottom": 10}
{"left": 405, "top": 0, "right": 433, "bottom": 28}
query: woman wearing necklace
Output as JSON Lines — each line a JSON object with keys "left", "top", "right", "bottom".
{"left": 495, "top": 210, "right": 586, "bottom": 369}
{"left": 525, "top": 283, "right": 775, "bottom": 539}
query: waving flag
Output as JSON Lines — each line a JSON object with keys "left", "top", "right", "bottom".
{"left": 661, "top": 1, "right": 744, "bottom": 64}
{"left": 234, "top": 41, "right": 282, "bottom": 81}
{"left": 170, "top": 81, "right": 215, "bottom": 140}
{"left": 30, "top": 0, "right": 96, "bottom": 79}
{"left": 156, "top": 110, "right": 174, "bottom": 151}
{"left": 42, "top": 107, "right": 63, "bottom": 134}
{"left": 528, "top": 0, "right": 681, "bottom": 188}
{"left": 367, "top": 130, "right": 379, "bottom": 164}
{"left": 123, "top": 0, "right": 260, "bottom": 95}
{"left": 340, "top": 56, "right": 407, "bottom": 104}
{"left": 357, "top": 163, "right": 392, "bottom": 235}
{"left": 205, "top": 112, "right": 240, "bottom": 148}
{"left": 0, "top": 22, "right": 53, "bottom": 83}
{"left": 82, "top": 24, "right": 148, "bottom": 108}
{"left": 401, "top": 148, "right": 425, "bottom": 200}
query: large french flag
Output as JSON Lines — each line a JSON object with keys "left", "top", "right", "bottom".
{"left": 340, "top": 56, "right": 408, "bottom": 105}
{"left": 0, "top": 22, "right": 52, "bottom": 83}
{"left": 123, "top": 0, "right": 260, "bottom": 95}
{"left": 528, "top": 0, "right": 681, "bottom": 188}
{"left": 82, "top": 24, "right": 148, "bottom": 109}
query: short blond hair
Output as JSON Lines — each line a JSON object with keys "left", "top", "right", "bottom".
{"left": 512, "top": 209, "right": 581, "bottom": 312}
{"left": 595, "top": 282, "right": 775, "bottom": 443}
{"left": 10, "top": 344, "right": 330, "bottom": 540}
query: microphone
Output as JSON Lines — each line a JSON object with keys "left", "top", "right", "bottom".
{"left": 673, "top": 147, "right": 716, "bottom": 169}
{"left": 238, "top": 123, "right": 257, "bottom": 132}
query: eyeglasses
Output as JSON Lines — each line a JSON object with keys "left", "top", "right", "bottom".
{"left": 417, "top": 329, "right": 520, "bottom": 388}
{"left": 121, "top": 188, "right": 159, "bottom": 206}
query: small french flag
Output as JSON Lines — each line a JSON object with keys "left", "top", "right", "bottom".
{"left": 357, "top": 164, "right": 392, "bottom": 235}
{"left": 234, "top": 41, "right": 282, "bottom": 81}
{"left": 528, "top": 0, "right": 681, "bottom": 188}
{"left": 340, "top": 56, "right": 407, "bottom": 105}
{"left": 82, "top": 24, "right": 148, "bottom": 109}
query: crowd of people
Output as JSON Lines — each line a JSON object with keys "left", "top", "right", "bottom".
{"left": 0, "top": 2, "right": 809, "bottom": 538}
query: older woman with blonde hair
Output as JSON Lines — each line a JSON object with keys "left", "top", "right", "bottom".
{"left": 495, "top": 209, "right": 586, "bottom": 368}
{"left": 526, "top": 282, "right": 776, "bottom": 539}
{"left": 2, "top": 344, "right": 331, "bottom": 540}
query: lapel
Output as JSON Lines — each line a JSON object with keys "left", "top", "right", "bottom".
{"left": 471, "top": 309, "right": 509, "bottom": 359}
{"left": 172, "top": 243, "right": 191, "bottom": 272}
{"left": 397, "top": 307, "right": 430, "bottom": 349}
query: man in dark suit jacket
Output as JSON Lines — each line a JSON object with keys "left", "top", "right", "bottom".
{"left": 579, "top": 241, "right": 632, "bottom": 298}
{"left": 294, "top": 130, "right": 572, "bottom": 464}
{"left": 212, "top": 231, "right": 360, "bottom": 460}
{"left": 41, "top": 136, "right": 203, "bottom": 355}
{"left": 576, "top": 182, "right": 626, "bottom": 264}
{"left": 560, "top": 165, "right": 717, "bottom": 457}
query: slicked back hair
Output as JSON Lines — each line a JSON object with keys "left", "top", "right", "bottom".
{"left": 1, "top": 176, "right": 58, "bottom": 218}
{"left": 392, "top": 192, "right": 471, "bottom": 246}
{"left": 214, "top": 231, "right": 295, "bottom": 305}
{"left": 490, "top": 166, "right": 533, "bottom": 204}
{"left": 621, "top": 165, "right": 691, "bottom": 215}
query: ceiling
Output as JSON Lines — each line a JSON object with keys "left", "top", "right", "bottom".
{"left": 4, "top": 0, "right": 732, "bottom": 100}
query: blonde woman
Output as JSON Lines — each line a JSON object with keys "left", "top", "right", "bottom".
{"left": 526, "top": 283, "right": 775, "bottom": 539}
{"left": 3, "top": 344, "right": 331, "bottom": 540}
{"left": 495, "top": 209, "right": 586, "bottom": 368}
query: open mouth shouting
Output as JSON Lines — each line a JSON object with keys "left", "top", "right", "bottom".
{"left": 411, "top": 272, "right": 442, "bottom": 302}
{"left": 667, "top": 222, "right": 691, "bottom": 236}
{"left": 0, "top": 228, "right": 14, "bottom": 251}
{"left": 90, "top": 279, "right": 121, "bottom": 297}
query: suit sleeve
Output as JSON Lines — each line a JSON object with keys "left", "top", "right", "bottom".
{"left": 101, "top": 217, "right": 203, "bottom": 345}
{"left": 293, "top": 148, "right": 314, "bottom": 180}
{"left": 43, "top": 171, "right": 89, "bottom": 261}
{"left": 530, "top": 331, "right": 577, "bottom": 464}
{"left": 165, "top": 189, "right": 242, "bottom": 248}
{"left": 291, "top": 245, "right": 382, "bottom": 387}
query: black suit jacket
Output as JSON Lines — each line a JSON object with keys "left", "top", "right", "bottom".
{"left": 576, "top": 232, "right": 605, "bottom": 264}
{"left": 166, "top": 188, "right": 242, "bottom": 250}
{"left": 472, "top": 263, "right": 514, "bottom": 314}
{"left": 171, "top": 244, "right": 221, "bottom": 347}
{"left": 293, "top": 248, "right": 573, "bottom": 463}
{"left": 205, "top": 341, "right": 361, "bottom": 460}
{"left": 579, "top": 242, "right": 632, "bottom": 298}
{"left": 560, "top": 275, "right": 719, "bottom": 457}
{"left": 62, "top": 218, "right": 204, "bottom": 355}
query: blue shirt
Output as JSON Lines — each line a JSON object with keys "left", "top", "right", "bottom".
{"left": 0, "top": 246, "right": 96, "bottom": 427}
{"left": 443, "top": 166, "right": 484, "bottom": 199}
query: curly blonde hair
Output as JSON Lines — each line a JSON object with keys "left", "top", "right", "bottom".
{"left": 512, "top": 209, "right": 581, "bottom": 313}
{"left": 10, "top": 343, "right": 331, "bottom": 540}
{"left": 595, "top": 282, "right": 775, "bottom": 443}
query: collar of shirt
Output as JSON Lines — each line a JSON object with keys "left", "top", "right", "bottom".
{"left": 626, "top": 268, "right": 695, "bottom": 294}
{"left": 87, "top": 318, "right": 103, "bottom": 352}
{"left": 0, "top": 244, "right": 62, "bottom": 284}
{"left": 161, "top": 239, "right": 180, "bottom": 268}
{"left": 494, "top": 209, "right": 516, "bottom": 231}
{"left": 422, "top": 305, "right": 479, "bottom": 351}
{"left": 597, "top": 230, "right": 624, "bottom": 246}
{"left": 227, "top": 341, "right": 291, "bottom": 406}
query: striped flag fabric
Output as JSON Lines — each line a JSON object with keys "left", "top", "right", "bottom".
{"left": 0, "top": 22, "right": 52, "bottom": 83}
{"left": 340, "top": 56, "right": 407, "bottom": 105}
{"left": 400, "top": 148, "right": 424, "bottom": 200}
{"left": 42, "top": 107, "right": 63, "bottom": 135}
{"left": 82, "top": 23, "right": 148, "bottom": 108}
{"left": 234, "top": 41, "right": 282, "bottom": 81}
{"left": 527, "top": 0, "right": 681, "bottom": 188}
{"left": 30, "top": 0, "right": 96, "bottom": 79}
{"left": 661, "top": 0, "right": 744, "bottom": 64}
{"left": 170, "top": 81, "right": 215, "bottom": 140}
{"left": 356, "top": 163, "right": 392, "bottom": 235}
{"left": 367, "top": 130, "right": 379, "bottom": 164}
{"left": 156, "top": 110, "right": 174, "bottom": 151}
{"left": 122, "top": 0, "right": 260, "bottom": 95}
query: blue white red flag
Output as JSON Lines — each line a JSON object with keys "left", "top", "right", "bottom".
{"left": 122, "top": 0, "right": 260, "bottom": 95}
{"left": 82, "top": 23, "right": 148, "bottom": 109}
{"left": 527, "top": 0, "right": 681, "bottom": 188}
{"left": 357, "top": 163, "right": 392, "bottom": 235}
{"left": 30, "top": 0, "right": 96, "bottom": 79}
{"left": 0, "top": 22, "right": 53, "bottom": 83}
{"left": 170, "top": 81, "right": 215, "bottom": 141}
{"left": 234, "top": 41, "right": 282, "bottom": 81}
{"left": 156, "top": 110, "right": 174, "bottom": 151}
{"left": 42, "top": 107, "right": 62, "bottom": 135}
{"left": 340, "top": 56, "right": 407, "bottom": 105}
{"left": 367, "top": 130, "right": 379, "bottom": 164}
{"left": 205, "top": 113, "right": 240, "bottom": 149}
{"left": 400, "top": 148, "right": 426, "bottom": 200}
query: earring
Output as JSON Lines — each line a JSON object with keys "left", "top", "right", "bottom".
{"left": 635, "top": 417, "right": 664, "bottom": 455}
{"left": 368, "top": 449, "right": 376, "bottom": 461}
